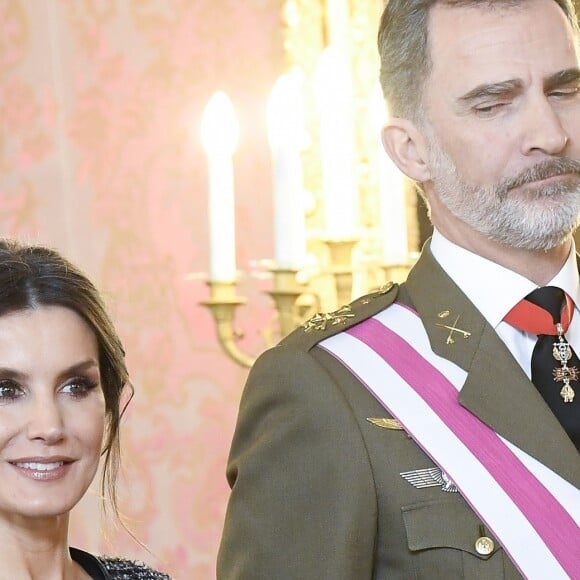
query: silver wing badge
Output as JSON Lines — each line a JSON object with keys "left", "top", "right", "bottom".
{"left": 400, "top": 467, "right": 458, "bottom": 493}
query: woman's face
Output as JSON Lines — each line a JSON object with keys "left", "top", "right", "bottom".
{"left": 0, "top": 306, "right": 105, "bottom": 523}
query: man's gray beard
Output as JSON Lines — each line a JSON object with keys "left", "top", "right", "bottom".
{"left": 427, "top": 135, "right": 580, "bottom": 251}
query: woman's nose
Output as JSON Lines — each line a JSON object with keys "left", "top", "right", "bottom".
{"left": 26, "top": 397, "right": 65, "bottom": 444}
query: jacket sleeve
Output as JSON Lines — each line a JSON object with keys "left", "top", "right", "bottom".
{"left": 217, "top": 344, "right": 377, "bottom": 580}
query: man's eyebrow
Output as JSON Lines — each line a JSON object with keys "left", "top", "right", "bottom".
{"left": 458, "top": 79, "right": 523, "bottom": 103}
{"left": 457, "top": 69, "right": 580, "bottom": 104}
{"left": 544, "top": 68, "right": 580, "bottom": 91}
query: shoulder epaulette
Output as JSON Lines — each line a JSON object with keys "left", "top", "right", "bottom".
{"left": 279, "top": 281, "right": 399, "bottom": 352}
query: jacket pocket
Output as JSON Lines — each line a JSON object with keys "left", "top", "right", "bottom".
{"left": 401, "top": 499, "right": 510, "bottom": 580}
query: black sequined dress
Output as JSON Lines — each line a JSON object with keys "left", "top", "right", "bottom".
{"left": 70, "top": 547, "right": 171, "bottom": 579}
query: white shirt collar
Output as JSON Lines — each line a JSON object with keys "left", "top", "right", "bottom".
{"left": 429, "top": 229, "right": 580, "bottom": 330}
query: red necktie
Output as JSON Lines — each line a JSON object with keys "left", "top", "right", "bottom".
{"left": 504, "top": 286, "right": 578, "bottom": 451}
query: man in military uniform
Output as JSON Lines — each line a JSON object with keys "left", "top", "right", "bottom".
{"left": 218, "top": 0, "right": 580, "bottom": 577}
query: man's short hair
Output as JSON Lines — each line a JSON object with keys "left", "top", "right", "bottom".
{"left": 378, "top": 0, "right": 580, "bottom": 122}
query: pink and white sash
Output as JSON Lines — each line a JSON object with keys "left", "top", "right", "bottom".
{"left": 320, "top": 303, "right": 580, "bottom": 580}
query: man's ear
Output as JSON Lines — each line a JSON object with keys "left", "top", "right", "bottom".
{"left": 381, "top": 118, "right": 431, "bottom": 183}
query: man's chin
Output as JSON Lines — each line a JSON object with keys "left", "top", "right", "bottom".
{"left": 485, "top": 226, "right": 576, "bottom": 252}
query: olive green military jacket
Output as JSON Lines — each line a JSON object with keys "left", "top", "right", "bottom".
{"left": 217, "top": 246, "right": 580, "bottom": 580}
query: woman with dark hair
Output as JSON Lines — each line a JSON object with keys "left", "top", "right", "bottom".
{"left": 0, "top": 239, "right": 169, "bottom": 579}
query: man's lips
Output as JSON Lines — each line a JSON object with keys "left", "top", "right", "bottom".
{"left": 500, "top": 158, "right": 580, "bottom": 195}
{"left": 511, "top": 172, "right": 577, "bottom": 189}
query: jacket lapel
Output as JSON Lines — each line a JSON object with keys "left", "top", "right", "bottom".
{"left": 403, "top": 245, "right": 580, "bottom": 488}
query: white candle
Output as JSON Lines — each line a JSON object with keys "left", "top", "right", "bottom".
{"left": 370, "top": 83, "right": 408, "bottom": 265}
{"left": 267, "top": 70, "right": 307, "bottom": 270}
{"left": 325, "top": 0, "right": 350, "bottom": 48}
{"left": 201, "top": 91, "right": 239, "bottom": 282}
{"left": 315, "top": 46, "right": 358, "bottom": 240}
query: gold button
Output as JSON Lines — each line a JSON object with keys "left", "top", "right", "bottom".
{"left": 475, "top": 536, "right": 494, "bottom": 556}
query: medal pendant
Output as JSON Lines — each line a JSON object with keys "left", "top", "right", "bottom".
{"left": 560, "top": 383, "right": 575, "bottom": 403}
{"left": 552, "top": 332, "right": 577, "bottom": 403}
{"left": 553, "top": 341, "right": 572, "bottom": 362}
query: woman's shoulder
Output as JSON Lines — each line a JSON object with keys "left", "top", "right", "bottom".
{"left": 99, "top": 556, "right": 171, "bottom": 579}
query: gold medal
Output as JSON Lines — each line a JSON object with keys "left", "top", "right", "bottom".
{"left": 552, "top": 324, "right": 576, "bottom": 403}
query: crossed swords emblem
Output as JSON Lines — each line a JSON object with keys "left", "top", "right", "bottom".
{"left": 435, "top": 311, "right": 471, "bottom": 344}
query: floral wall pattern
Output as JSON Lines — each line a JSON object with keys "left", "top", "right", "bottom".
{"left": 0, "top": 0, "right": 285, "bottom": 577}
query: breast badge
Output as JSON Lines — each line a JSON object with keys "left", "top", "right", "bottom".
{"left": 400, "top": 467, "right": 458, "bottom": 493}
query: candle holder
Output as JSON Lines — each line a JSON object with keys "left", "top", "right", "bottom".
{"left": 202, "top": 270, "right": 306, "bottom": 368}
{"left": 324, "top": 238, "right": 358, "bottom": 306}
{"left": 201, "top": 249, "right": 417, "bottom": 368}
{"left": 267, "top": 268, "right": 306, "bottom": 338}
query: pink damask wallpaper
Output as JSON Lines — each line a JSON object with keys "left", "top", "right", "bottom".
{"left": 0, "top": 0, "right": 285, "bottom": 577}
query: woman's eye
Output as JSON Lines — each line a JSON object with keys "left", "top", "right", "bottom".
{"left": 0, "top": 381, "right": 24, "bottom": 402}
{"left": 61, "top": 377, "right": 99, "bottom": 398}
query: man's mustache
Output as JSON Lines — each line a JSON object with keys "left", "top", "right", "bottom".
{"left": 497, "top": 158, "right": 580, "bottom": 198}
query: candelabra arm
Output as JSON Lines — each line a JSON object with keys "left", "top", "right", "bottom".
{"left": 325, "top": 239, "right": 358, "bottom": 306}
{"left": 201, "top": 282, "right": 256, "bottom": 368}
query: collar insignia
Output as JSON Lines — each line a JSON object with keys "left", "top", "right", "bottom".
{"left": 435, "top": 313, "right": 471, "bottom": 345}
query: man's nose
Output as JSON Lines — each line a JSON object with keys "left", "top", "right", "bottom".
{"left": 520, "top": 96, "right": 569, "bottom": 156}
{"left": 26, "top": 397, "right": 65, "bottom": 444}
